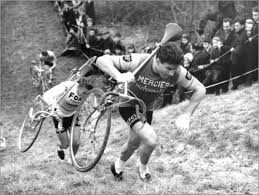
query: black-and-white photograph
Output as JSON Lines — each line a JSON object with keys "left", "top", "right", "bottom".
{"left": 1, "top": 0, "right": 258, "bottom": 194}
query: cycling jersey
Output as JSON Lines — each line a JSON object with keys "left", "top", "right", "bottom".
{"left": 39, "top": 50, "right": 56, "bottom": 67}
{"left": 43, "top": 81, "right": 85, "bottom": 117}
{"left": 108, "top": 53, "right": 194, "bottom": 110}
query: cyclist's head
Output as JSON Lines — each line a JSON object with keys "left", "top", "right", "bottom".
{"left": 156, "top": 42, "right": 183, "bottom": 66}
{"left": 77, "top": 77, "right": 93, "bottom": 90}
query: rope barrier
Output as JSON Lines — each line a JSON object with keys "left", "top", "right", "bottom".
{"left": 184, "top": 67, "right": 258, "bottom": 94}
{"left": 190, "top": 34, "right": 258, "bottom": 73}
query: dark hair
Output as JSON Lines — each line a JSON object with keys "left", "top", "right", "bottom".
{"left": 41, "top": 51, "right": 48, "bottom": 56}
{"left": 252, "top": 6, "right": 258, "bottom": 12}
{"left": 233, "top": 16, "right": 245, "bottom": 25}
{"left": 223, "top": 18, "right": 232, "bottom": 24}
{"left": 156, "top": 42, "right": 183, "bottom": 65}
{"left": 192, "top": 42, "right": 203, "bottom": 50}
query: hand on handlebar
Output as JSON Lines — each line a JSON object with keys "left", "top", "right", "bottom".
{"left": 117, "top": 72, "right": 135, "bottom": 83}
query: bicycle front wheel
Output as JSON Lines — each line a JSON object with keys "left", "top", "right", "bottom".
{"left": 70, "top": 89, "right": 112, "bottom": 172}
{"left": 18, "top": 112, "right": 45, "bottom": 152}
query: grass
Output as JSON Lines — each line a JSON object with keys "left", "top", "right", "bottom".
{"left": 1, "top": 1, "right": 258, "bottom": 195}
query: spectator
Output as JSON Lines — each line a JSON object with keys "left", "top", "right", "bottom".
{"left": 183, "top": 53, "right": 193, "bottom": 69}
{"left": 83, "top": 28, "right": 97, "bottom": 57}
{"left": 62, "top": 5, "right": 79, "bottom": 32}
{"left": 91, "top": 32, "right": 104, "bottom": 57}
{"left": 61, "top": 25, "right": 81, "bottom": 56}
{"left": 179, "top": 53, "right": 194, "bottom": 101}
{"left": 202, "top": 37, "right": 212, "bottom": 53}
{"left": 112, "top": 32, "right": 126, "bottom": 55}
{"left": 215, "top": 18, "right": 237, "bottom": 92}
{"left": 86, "top": 17, "right": 94, "bottom": 27}
{"left": 127, "top": 44, "right": 137, "bottom": 54}
{"left": 202, "top": 36, "right": 223, "bottom": 95}
{"left": 243, "top": 15, "right": 258, "bottom": 85}
{"left": 180, "top": 34, "right": 191, "bottom": 54}
{"left": 197, "top": 1, "right": 237, "bottom": 38}
{"left": 189, "top": 42, "right": 210, "bottom": 82}
{"left": 250, "top": 6, "right": 259, "bottom": 82}
{"left": 102, "top": 31, "right": 114, "bottom": 55}
{"left": 82, "top": 0, "right": 96, "bottom": 25}
{"left": 231, "top": 16, "right": 246, "bottom": 90}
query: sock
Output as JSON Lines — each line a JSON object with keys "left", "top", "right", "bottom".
{"left": 115, "top": 158, "right": 125, "bottom": 174}
{"left": 139, "top": 161, "right": 149, "bottom": 174}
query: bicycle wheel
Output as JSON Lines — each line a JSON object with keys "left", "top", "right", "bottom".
{"left": 18, "top": 103, "right": 45, "bottom": 152}
{"left": 70, "top": 89, "right": 112, "bottom": 172}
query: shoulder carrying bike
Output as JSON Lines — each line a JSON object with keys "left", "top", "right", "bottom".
{"left": 18, "top": 57, "right": 97, "bottom": 152}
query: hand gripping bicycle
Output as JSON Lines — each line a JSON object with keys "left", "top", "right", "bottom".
{"left": 69, "top": 82, "right": 147, "bottom": 172}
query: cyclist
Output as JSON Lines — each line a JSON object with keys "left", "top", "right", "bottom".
{"left": 96, "top": 42, "right": 206, "bottom": 182}
{"left": 37, "top": 50, "right": 57, "bottom": 84}
{"left": 42, "top": 76, "right": 95, "bottom": 160}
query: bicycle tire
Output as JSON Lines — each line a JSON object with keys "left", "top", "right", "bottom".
{"left": 18, "top": 112, "right": 45, "bottom": 152}
{"left": 70, "top": 88, "right": 112, "bottom": 172}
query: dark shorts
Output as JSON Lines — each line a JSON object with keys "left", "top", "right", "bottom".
{"left": 118, "top": 107, "right": 153, "bottom": 128}
{"left": 53, "top": 115, "right": 79, "bottom": 132}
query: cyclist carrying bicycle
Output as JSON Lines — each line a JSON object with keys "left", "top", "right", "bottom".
{"left": 96, "top": 42, "right": 206, "bottom": 182}
{"left": 37, "top": 50, "right": 57, "bottom": 84}
{"left": 42, "top": 76, "right": 94, "bottom": 160}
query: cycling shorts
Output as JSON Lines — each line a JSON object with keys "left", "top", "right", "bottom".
{"left": 53, "top": 115, "right": 79, "bottom": 132}
{"left": 118, "top": 106, "right": 153, "bottom": 128}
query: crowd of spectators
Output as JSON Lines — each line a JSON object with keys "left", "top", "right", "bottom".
{"left": 54, "top": 0, "right": 136, "bottom": 58}
{"left": 53, "top": 1, "right": 258, "bottom": 107}
{"left": 180, "top": 6, "right": 258, "bottom": 99}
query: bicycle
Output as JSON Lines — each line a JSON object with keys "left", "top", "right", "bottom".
{"left": 19, "top": 56, "right": 97, "bottom": 153}
{"left": 30, "top": 61, "right": 50, "bottom": 93}
{"left": 69, "top": 82, "right": 147, "bottom": 172}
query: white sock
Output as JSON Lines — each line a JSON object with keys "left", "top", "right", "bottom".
{"left": 115, "top": 158, "right": 125, "bottom": 174}
{"left": 139, "top": 161, "right": 149, "bottom": 174}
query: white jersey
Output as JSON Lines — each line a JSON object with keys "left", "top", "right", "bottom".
{"left": 43, "top": 81, "right": 84, "bottom": 117}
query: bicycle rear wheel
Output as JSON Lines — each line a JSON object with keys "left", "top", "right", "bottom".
{"left": 18, "top": 103, "right": 45, "bottom": 152}
{"left": 70, "top": 89, "right": 112, "bottom": 172}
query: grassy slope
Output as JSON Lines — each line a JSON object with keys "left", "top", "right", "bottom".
{"left": 1, "top": 1, "right": 258, "bottom": 195}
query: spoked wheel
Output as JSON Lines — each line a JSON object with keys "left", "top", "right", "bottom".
{"left": 70, "top": 88, "right": 112, "bottom": 172}
{"left": 18, "top": 103, "right": 45, "bottom": 152}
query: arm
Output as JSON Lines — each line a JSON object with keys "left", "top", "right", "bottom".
{"left": 96, "top": 54, "right": 146, "bottom": 83}
{"left": 177, "top": 66, "right": 206, "bottom": 117}
{"left": 175, "top": 66, "right": 206, "bottom": 132}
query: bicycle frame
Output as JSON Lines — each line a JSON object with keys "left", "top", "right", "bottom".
{"left": 29, "top": 95, "right": 61, "bottom": 124}
{"left": 98, "top": 82, "right": 147, "bottom": 120}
